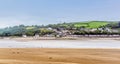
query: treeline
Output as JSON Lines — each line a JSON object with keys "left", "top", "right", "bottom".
{"left": 0, "top": 25, "right": 55, "bottom": 37}
{"left": 0, "top": 21, "right": 120, "bottom": 37}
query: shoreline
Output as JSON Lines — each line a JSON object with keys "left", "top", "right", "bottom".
{"left": 0, "top": 38, "right": 119, "bottom": 48}
{"left": 1, "top": 36, "right": 120, "bottom": 41}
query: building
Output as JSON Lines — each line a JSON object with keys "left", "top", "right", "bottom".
{"left": 22, "top": 34, "right": 27, "bottom": 38}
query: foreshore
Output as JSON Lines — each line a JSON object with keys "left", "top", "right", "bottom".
{"left": 0, "top": 37, "right": 119, "bottom": 64}
{"left": 0, "top": 48, "right": 120, "bottom": 64}
{"left": 1, "top": 36, "right": 120, "bottom": 41}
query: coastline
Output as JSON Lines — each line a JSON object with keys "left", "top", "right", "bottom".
{"left": 0, "top": 37, "right": 119, "bottom": 48}
{"left": 1, "top": 36, "right": 120, "bottom": 41}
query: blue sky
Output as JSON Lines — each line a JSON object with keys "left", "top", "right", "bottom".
{"left": 0, "top": 0, "right": 120, "bottom": 28}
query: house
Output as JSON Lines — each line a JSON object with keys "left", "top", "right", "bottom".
{"left": 47, "top": 27, "right": 53, "bottom": 30}
{"left": 90, "top": 28, "right": 97, "bottom": 32}
{"left": 104, "top": 27, "right": 112, "bottom": 32}
{"left": 98, "top": 28, "right": 104, "bottom": 32}
{"left": 34, "top": 33, "right": 40, "bottom": 39}
{"left": 22, "top": 34, "right": 27, "bottom": 38}
{"left": 112, "top": 29, "right": 119, "bottom": 33}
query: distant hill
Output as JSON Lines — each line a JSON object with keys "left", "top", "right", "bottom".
{"left": 0, "top": 21, "right": 119, "bottom": 36}
{"left": 73, "top": 21, "right": 109, "bottom": 28}
{"left": 52, "top": 21, "right": 115, "bottom": 29}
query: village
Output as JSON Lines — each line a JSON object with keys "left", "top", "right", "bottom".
{"left": 0, "top": 21, "right": 120, "bottom": 39}
{"left": 21, "top": 26, "right": 120, "bottom": 39}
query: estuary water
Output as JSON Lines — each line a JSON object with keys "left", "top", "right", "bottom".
{"left": 0, "top": 39, "right": 120, "bottom": 48}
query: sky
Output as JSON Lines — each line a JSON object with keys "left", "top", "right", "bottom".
{"left": 0, "top": 0, "right": 120, "bottom": 28}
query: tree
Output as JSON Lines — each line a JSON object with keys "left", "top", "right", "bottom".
{"left": 39, "top": 28, "right": 54, "bottom": 36}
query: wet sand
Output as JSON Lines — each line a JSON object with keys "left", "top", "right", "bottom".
{"left": 0, "top": 39, "right": 120, "bottom": 48}
{"left": 0, "top": 48, "right": 120, "bottom": 64}
{"left": 4, "top": 36, "right": 120, "bottom": 41}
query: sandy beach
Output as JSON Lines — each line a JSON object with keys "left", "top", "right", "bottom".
{"left": 0, "top": 38, "right": 120, "bottom": 48}
{"left": 0, "top": 48, "right": 119, "bottom": 64}
{"left": 0, "top": 38, "right": 119, "bottom": 64}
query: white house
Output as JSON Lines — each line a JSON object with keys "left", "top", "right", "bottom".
{"left": 22, "top": 34, "right": 27, "bottom": 38}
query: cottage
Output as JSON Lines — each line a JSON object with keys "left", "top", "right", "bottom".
{"left": 105, "top": 28, "right": 112, "bottom": 32}
{"left": 112, "top": 29, "right": 119, "bottom": 33}
{"left": 22, "top": 34, "right": 27, "bottom": 38}
{"left": 90, "top": 28, "right": 97, "bottom": 32}
{"left": 34, "top": 33, "right": 40, "bottom": 39}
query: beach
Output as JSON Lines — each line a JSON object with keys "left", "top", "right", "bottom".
{"left": 0, "top": 38, "right": 120, "bottom": 48}
{"left": 0, "top": 38, "right": 119, "bottom": 64}
{"left": 0, "top": 48, "right": 120, "bottom": 64}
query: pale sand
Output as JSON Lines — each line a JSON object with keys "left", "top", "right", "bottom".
{"left": 4, "top": 37, "right": 120, "bottom": 41}
{"left": 0, "top": 48, "right": 120, "bottom": 64}
{"left": 0, "top": 39, "right": 120, "bottom": 48}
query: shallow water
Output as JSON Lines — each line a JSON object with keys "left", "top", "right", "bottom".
{"left": 0, "top": 39, "right": 120, "bottom": 48}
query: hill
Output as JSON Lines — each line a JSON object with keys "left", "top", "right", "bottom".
{"left": 66, "top": 21, "right": 109, "bottom": 28}
{"left": 0, "top": 21, "right": 119, "bottom": 37}
{"left": 52, "top": 21, "right": 111, "bottom": 29}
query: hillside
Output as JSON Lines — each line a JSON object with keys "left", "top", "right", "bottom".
{"left": 60, "top": 21, "right": 109, "bottom": 28}
{"left": 0, "top": 21, "right": 119, "bottom": 37}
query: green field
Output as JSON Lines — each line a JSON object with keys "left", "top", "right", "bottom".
{"left": 74, "top": 21, "right": 109, "bottom": 28}
{"left": 25, "top": 21, "right": 110, "bottom": 29}
{"left": 26, "top": 27, "right": 35, "bottom": 30}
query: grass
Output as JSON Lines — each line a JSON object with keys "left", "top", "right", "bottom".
{"left": 87, "top": 21, "right": 109, "bottom": 28}
{"left": 74, "top": 21, "right": 109, "bottom": 28}
{"left": 74, "top": 23, "right": 88, "bottom": 28}
{"left": 26, "top": 27, "right": 35, "bottom": 30}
